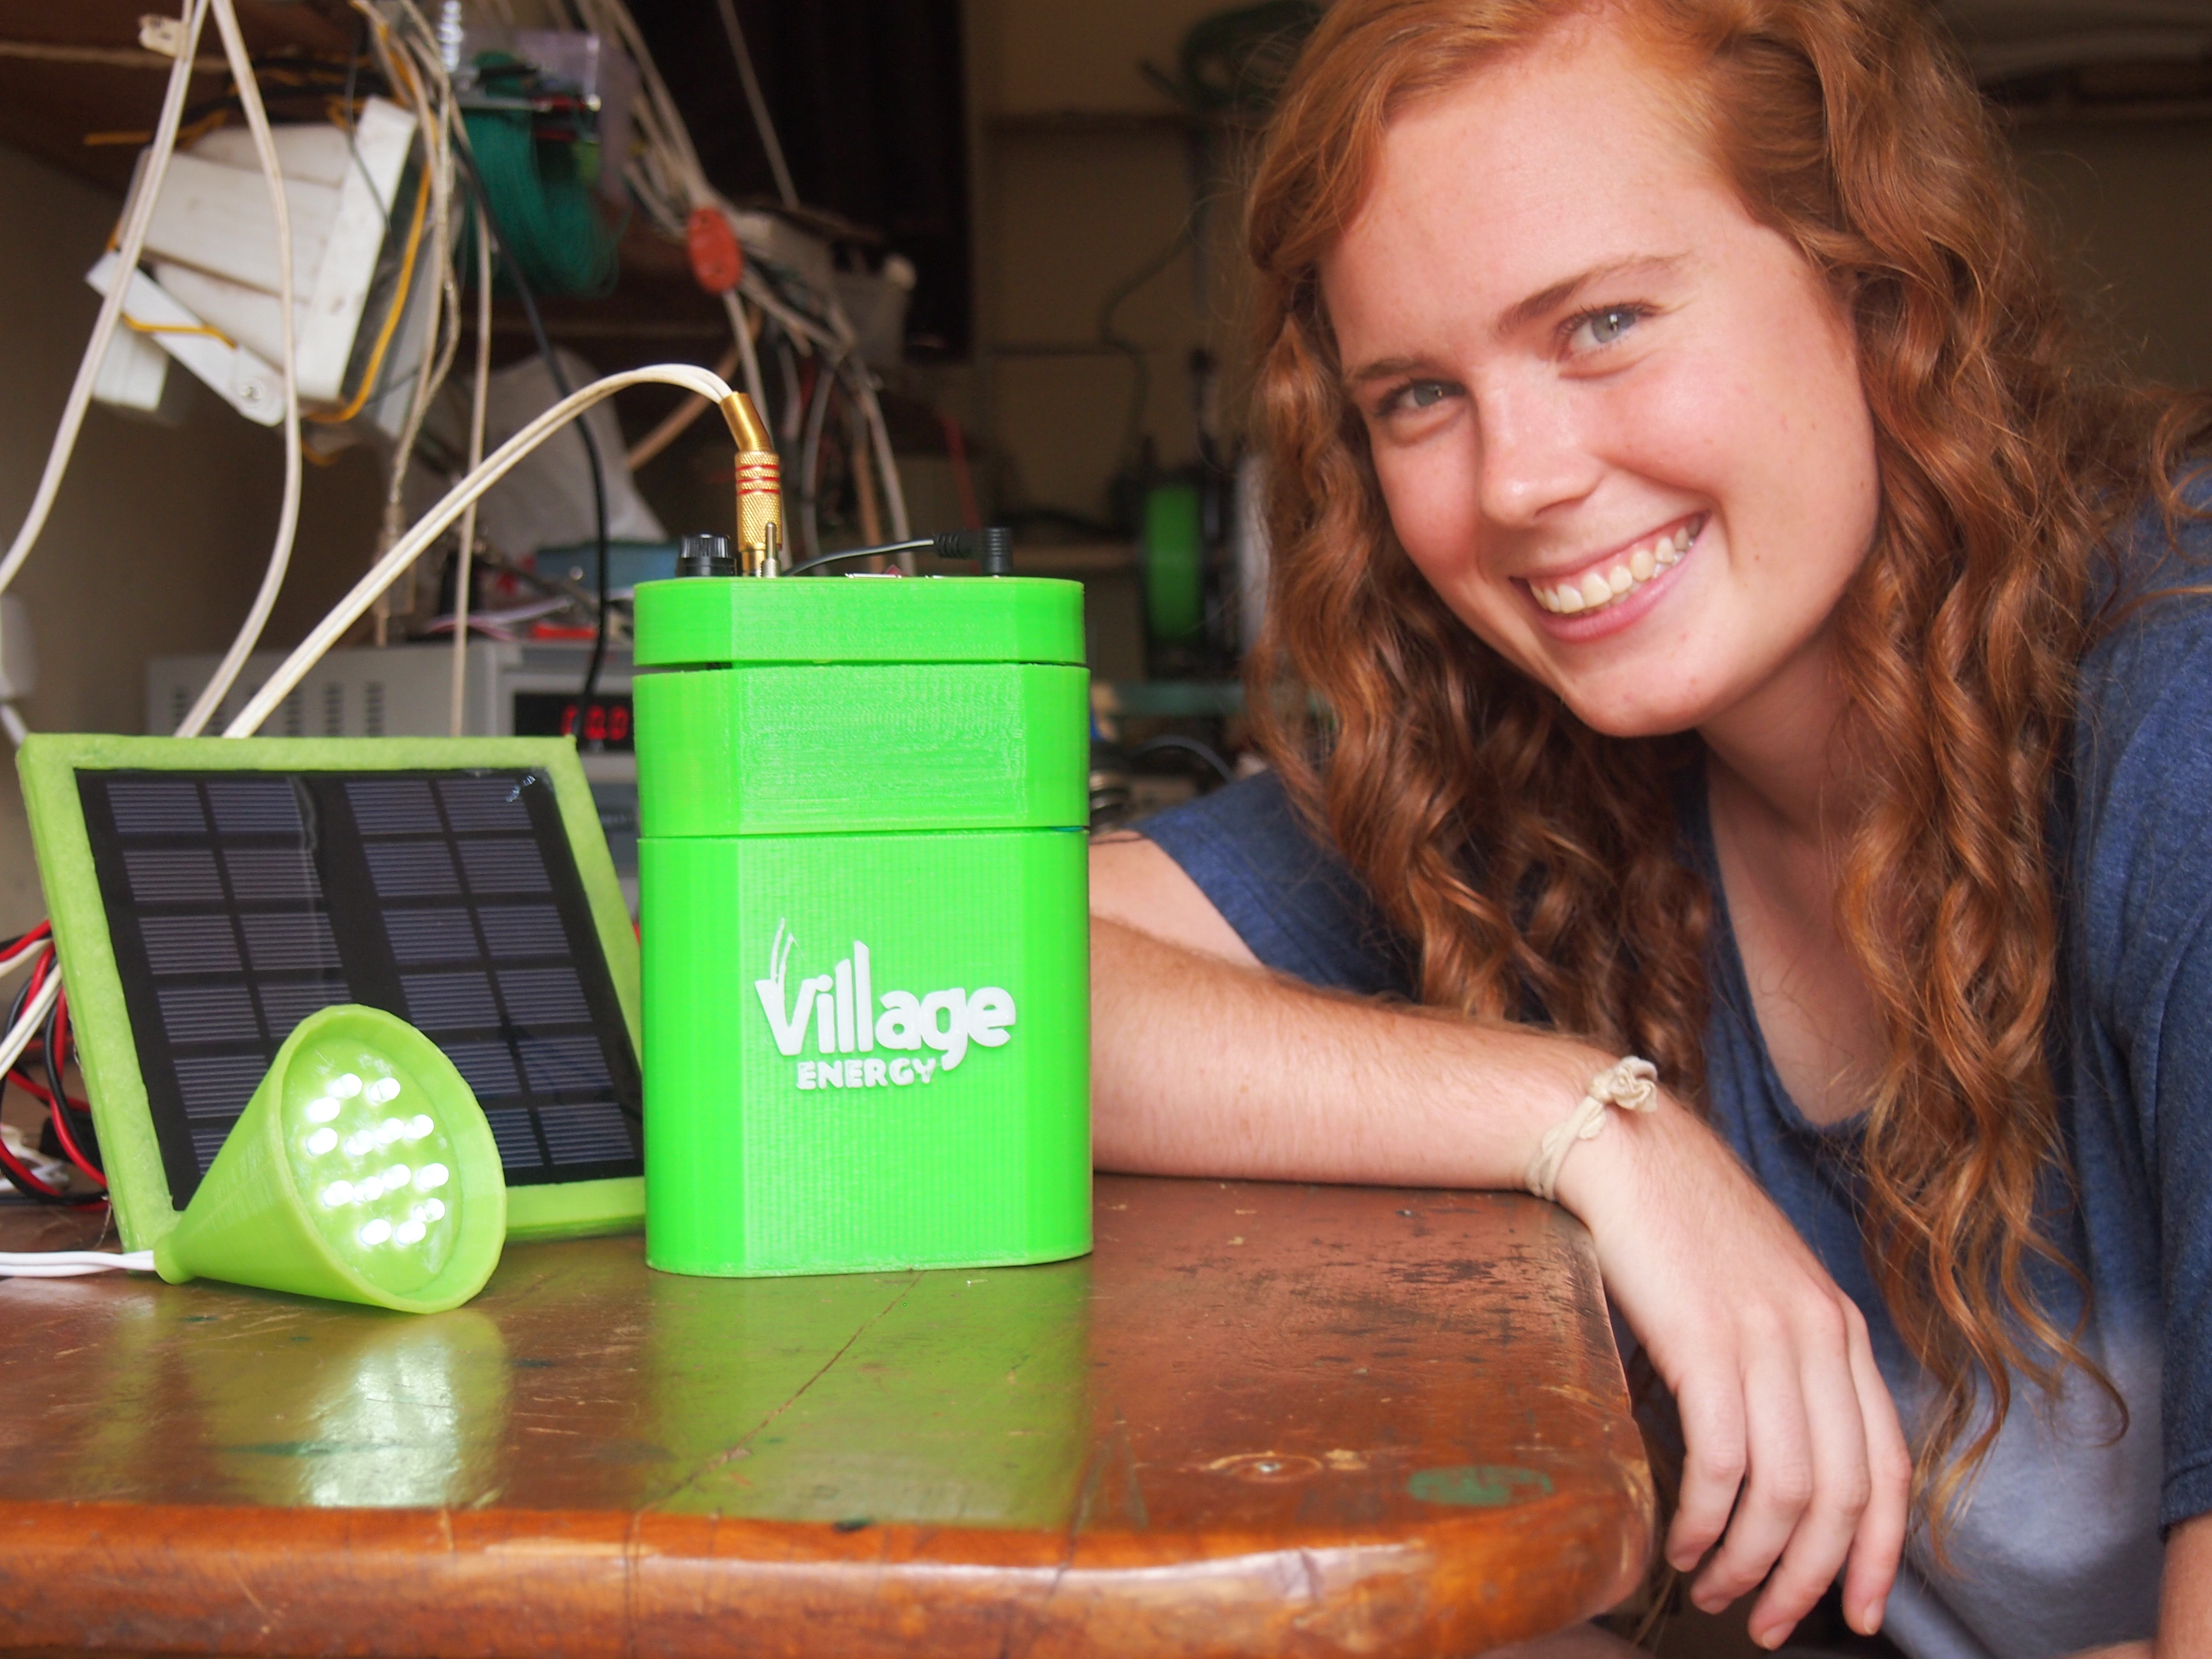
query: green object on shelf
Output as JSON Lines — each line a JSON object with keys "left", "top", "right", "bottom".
{"left": 633, "top": 574, "right": 1092, "bottom": 1279}
{"left": 1142, "top": 482, "right": 1205, "bottom": 645}
{"left": 461, "top": 78, "right": 620, "bottom": 298}
{"left": 153, "top": 1005, "right": 507, "bottom": 1313}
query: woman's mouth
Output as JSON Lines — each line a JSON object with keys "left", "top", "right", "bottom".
{"left": 1525, "top": 515, "right": 1705, "bottom": 617}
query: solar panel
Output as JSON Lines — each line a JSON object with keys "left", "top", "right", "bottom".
{"left": 19, "top": 738, "right": 645, "bottom": 1249}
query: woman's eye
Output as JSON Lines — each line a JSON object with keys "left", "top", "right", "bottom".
{"left": 1568, "top": 306, "right": 1643, "bottom": 352}
{"left": 1390, "top": 380, "right": 1453, "bottom": 414}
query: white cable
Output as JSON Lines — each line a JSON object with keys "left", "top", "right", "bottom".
{"left": 0, "top": 0, "right": 209, "bottom": 606}
{"left": 449, "top": 199, "right": 492, "bottom": 737}
{"left": 352, "top": 2, "right": 464, "bottom": 644}
{"left": 723, "top": 290, "right": 771, "bottom": 434}
{"left": 710, "top": 0, "right": 797, "bottom": 210}
{"left": 0, "top": 702, "right": 26, "bottom": 749}
{"left": 560, "top": 0, "right": 911, "bottom": 568}
{"left": 382, "top": 8, "right": 462, "bottom": 509}
{"left": 0, "top": 974, "right": 61, "bottom": 1083}
{"left": 173, "top": 0, "right": 302, "bottom": 740}
{"left": 0, "top": 1251, "right": 155, "bottom": 1278}
{"left": 225, "top": 365, "right": 736, "bottom": 738}
{"left": 851, "top": 369, "right": 912, "bottom": 543}
{"left": 797, "top": 351, "right": 840, "bottom": 565}
{"left": 571, "top": 0, "right": 710, "bottom": 217}
{"left": 0, "top": 942, "right": 50, "bottom": 988}
{"left": 741, "top": 266, "right": 842, "bottom": 356}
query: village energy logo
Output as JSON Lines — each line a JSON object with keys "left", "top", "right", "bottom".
{"left": 753, "top": 921, "right": 1016, "bottom": 1091}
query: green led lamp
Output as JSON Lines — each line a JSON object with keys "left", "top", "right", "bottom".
{"left": 154, "top": 1005, "right": 507, "bottom": 1313}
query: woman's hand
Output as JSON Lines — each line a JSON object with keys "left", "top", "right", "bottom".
{"left": 1555, "top": 1098, "right": 1912, "bottom": 1650}
{"left": 1091, "top": 840, "right": 1910, "bottom": 1648}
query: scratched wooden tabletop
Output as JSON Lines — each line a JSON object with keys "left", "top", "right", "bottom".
{"left": 0, "top": 1175, "right": 1652, "bottom": 1658}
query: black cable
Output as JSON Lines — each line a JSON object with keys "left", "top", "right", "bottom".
{"left": 1, "top": 970, "right": 77, "bottom": 1206}
{"left": 782, "top": 528, "right": 1013, "bottom": 579}
{"left": 1128, "top": 734, "right": 1235, "bottom": 785}
{"left": 449, "top": 135, "right": 614, "bottom": 744}
{"left": 1098, "top": 224, "right": 1194, "bottom": 475}
{"left": 41, "top": 986, "right": 98, "bottom": 1178}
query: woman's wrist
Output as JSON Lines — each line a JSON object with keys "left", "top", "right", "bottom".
{"left": 1544, "top": 1071, "right": 1695, "bottom": 1227}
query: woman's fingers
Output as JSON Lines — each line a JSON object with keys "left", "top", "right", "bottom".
{"left": 1738, "top": 1308, "right": 1876, "bottom": 1646}
{"left": 1670, "top": 1293, "right": 1903, "bottom": 1651}
{"left": 1839, "top": 1306, "right": 1912, "bottom": 1635}
{"left": 1564, "top": 1105, "right": 1907, "bottom": 1646}
{"left": 1666, "top": 1367, "right": 1749, "bottom": 1572}
{"left": 1689, "top": 1329, "right": 1821, "bottom": 1617}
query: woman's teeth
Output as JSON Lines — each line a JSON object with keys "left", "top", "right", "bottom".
{"left": 1530, "top": 520, "right": 1700, "bottom": 616}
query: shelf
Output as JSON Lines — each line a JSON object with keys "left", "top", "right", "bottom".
{"left": 1094, "top": 681, "right": 1243, "bottom": 718}
{"left": 0, "top": 1, "right": 354, "bottom": 196}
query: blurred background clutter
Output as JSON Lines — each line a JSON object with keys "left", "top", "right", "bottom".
{"left": 0, "top": 0, "right": 2206, "bottom": 923}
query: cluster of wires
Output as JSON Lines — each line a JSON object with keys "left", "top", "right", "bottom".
{"left": 552, "top": 0, "right": 913, "bottom": 566}
{"left": 0, "top": 926, "right": 104, "bottom": 1205}
{"left": 0, "top": 0, "right": 302, "bottom": 1173}
{"left": 0, "top": 0, "right": 301, "bottom": 747}
{"left": 0, "top": 0, "right": 924, "bottom": 1200}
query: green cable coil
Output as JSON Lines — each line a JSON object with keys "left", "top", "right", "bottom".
{"left": 461, "top": 101, "right": 622, "bottom": 299}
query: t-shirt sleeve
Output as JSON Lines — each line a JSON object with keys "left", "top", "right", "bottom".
{"left": 2075, "top": 521, "right": 2212, "bottom": 1528}
{"left": 1135, "top": 770, "right": 1417, "bottom": 998}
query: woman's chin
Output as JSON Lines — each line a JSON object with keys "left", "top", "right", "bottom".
{"left": 1556, "top": 688, "right": 1709, "bottom": 743}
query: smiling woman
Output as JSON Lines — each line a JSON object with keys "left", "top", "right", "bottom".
{"left": 1321, "top": 26, "right": 1881, "bottom": 740}
{"left": 1088, "top": 1, "right": 2212, "bottom": 1657}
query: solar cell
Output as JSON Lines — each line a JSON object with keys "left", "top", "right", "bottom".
{"left": 76, "top": 767, "right": 642, "bottom": 1208}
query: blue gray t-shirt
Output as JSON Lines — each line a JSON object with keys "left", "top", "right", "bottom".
{"left": 1139, "top": 526, "right": 2210, "bottom": 1659}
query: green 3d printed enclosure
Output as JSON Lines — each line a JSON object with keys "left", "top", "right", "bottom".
{"left": 634, "top": 574, "right": 1091, "bottom": 1277}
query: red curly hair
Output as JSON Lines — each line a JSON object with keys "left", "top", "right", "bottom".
{"left": 1244, "top": 0, "right": 2208, "bottom": 1532}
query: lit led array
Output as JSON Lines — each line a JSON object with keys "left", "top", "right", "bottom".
{"left": 285, "top": 1052, "right": 461, "bottom": 1288}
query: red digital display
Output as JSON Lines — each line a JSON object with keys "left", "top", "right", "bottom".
{"left": 512, "top": 692, "right": 634, "bottom": 750}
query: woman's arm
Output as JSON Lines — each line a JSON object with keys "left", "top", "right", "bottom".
{"left": 2158, "top": 1511, "right": 2212, "bottom": 1654}
{"left": 1091, "top": 835, "right": 1912, "bottom": 1649}
{"left": 2067, "top": 1513, "right": 2209, "bottom": 1656}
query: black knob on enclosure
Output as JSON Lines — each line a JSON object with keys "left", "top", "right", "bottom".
{"left": 678, "top": 533, "right": 735, "bottom": 577}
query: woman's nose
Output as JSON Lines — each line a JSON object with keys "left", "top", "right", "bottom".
{"left": 1473, "top": 380, "right": 1601, "bottom": 528}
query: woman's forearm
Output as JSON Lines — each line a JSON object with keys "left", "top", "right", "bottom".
{"left": 1090, "top": 915, "right": 1605, "bottom": 1188}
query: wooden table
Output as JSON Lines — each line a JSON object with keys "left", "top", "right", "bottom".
{"left": 0, "top": 1176, "right": 1652, "bottom": 1658}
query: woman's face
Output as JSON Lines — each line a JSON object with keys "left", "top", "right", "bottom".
{"left": 1320, "top": 20, "right": 1880, "bottom": 741}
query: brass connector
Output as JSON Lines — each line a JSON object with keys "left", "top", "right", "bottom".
{"left": 718, "top": 390, "right": 785, "bottom": 576}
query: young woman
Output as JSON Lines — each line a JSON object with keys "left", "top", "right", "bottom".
{"left": 1088, "top": 2, "right": 2212, "bottom": 1655}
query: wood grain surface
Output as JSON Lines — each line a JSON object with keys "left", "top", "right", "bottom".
{"left": 0, "top": 1176, "right": 1652, "bottom": 1658}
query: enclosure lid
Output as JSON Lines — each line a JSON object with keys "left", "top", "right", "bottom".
{"left": 634, "top": 575, "right": 1086, "bottom": 669}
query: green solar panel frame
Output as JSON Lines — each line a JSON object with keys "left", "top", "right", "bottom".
{"left": 17, "top": 735, "right": 644, "bottom": 1251}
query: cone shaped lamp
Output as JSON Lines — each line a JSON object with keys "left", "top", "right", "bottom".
{"left": 153, "top": 1005, "right": 507, "bottom": 1313}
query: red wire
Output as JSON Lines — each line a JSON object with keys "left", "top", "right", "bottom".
{"left": 0, "top": 945, "right": 103, "bottom": 1197}
{"left": 0, "top": 1130, "right": 65, "bottom": 1199}
{"left": 0, "top": 962, "right": 65, "bottom": 1201}
{"left": 0, "top": 935, "right": 77, "bottom": 1200}
{"left": 43, "top": 984, "right": 104, "bottom": 1188}
{"left": 7, "top": 1069, "right": 68, "bottom": 1110}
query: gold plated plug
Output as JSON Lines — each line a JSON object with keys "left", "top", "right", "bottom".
{"left": 718, "top": 391, "right": 784, "bottom": 576}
